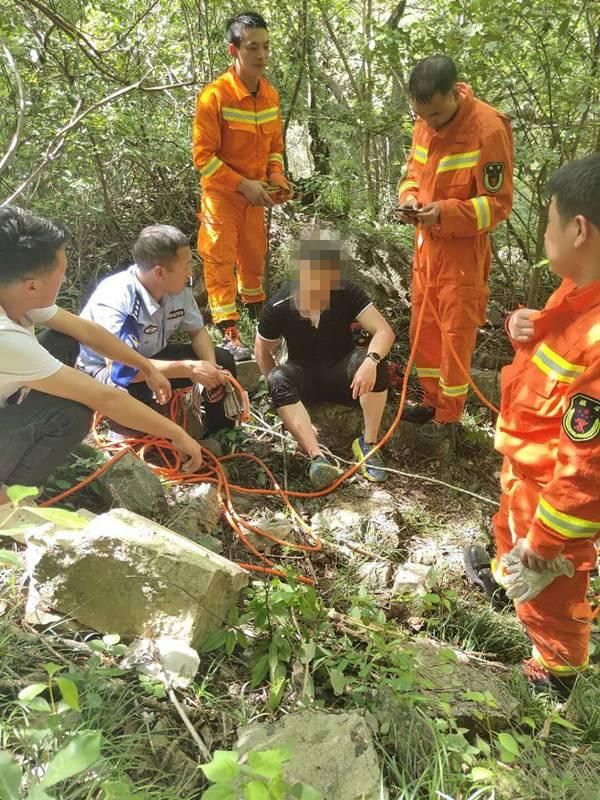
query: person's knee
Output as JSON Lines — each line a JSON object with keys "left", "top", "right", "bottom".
{"left": 215, "top": 347, "right": 236, "bottom": 376}
{"left": 347, "top": 350, "right": 389, "bottom": 392}
{"left": 69, "top": 403, "right": 94, "bottom": 441}
{"left": 267, "top": 365, "right": 301, "bottom": 408}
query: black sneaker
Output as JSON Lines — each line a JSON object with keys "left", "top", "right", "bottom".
{"left": 463, "top": 544, "right": 510, "bottom": 610}
{"left": 220, "top": 325, "right": 252, "bottom": 362}
{"left": 400, "top": 403, "right": 436, "bottom": 424}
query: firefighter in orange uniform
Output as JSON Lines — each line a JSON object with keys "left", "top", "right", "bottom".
{"left": 192, "top": 12, "right": 291, "bottom": 361}
{"left": 468, "top": 153, "right": 600, "bottom": 697}
{"left": 397, "top": 56, "right": 513, "bottom": 426}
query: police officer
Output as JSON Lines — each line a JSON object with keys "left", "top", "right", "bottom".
{"left": 78, "top": 224, "right": 236, "bottom": 434}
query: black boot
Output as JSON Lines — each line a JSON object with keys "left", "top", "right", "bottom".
{"left": 400, "top": 403, "right": 436, "bottom": 424}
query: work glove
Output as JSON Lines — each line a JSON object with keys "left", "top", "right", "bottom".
{"left": 499, "top": 539, "right": 574, "bottom": 604}
{"left": 190, "top": 378, "right": 248, "bottom": 428}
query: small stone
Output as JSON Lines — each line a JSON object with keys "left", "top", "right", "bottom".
{"left": 392, "top": 562, "right": 435, "bottom": 596}
{"left": 166, "top": 482, "right": 220, "bottom": 541}
{"left": 243, "top": 514, "right": 295, "bottom": 554}
{"left": 356, "top": 561, "right": 393, "bottom": 591}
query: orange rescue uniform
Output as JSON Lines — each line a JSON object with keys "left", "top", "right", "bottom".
{"left": 192, "top": 67, "right": 285, "bottom": 324}
{"left": 398, "top": 83, "right": 514, "bottom": 422}
{"left": 494, "top": 278, "right": 600, "bottom": 675}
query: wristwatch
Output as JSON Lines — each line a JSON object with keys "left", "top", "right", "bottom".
{"left": 366, "top": 351, "right": 381, "bottom": 364}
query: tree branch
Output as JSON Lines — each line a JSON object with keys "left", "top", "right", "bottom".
{"left": 1, "top": 75, "right": 155, "bottom": 206}
{"left": 0, "top": 37, "right": 26, "bottom": 177}
{"left": 315, "top": 0, "right": 363, "bottom": 101}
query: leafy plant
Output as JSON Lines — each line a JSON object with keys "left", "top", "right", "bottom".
{"left": 200, "top": 748, "right": 322, "bottom": 800}
{"left": 0, "top": 663, "right": 102, "bottom": 799}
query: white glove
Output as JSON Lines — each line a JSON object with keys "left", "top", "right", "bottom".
{"left": 499, "top": 539, "right": 574, "bottom": 604}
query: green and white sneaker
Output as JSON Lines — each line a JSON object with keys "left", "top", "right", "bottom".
{"left": 308, "top": 456, "right": 344, "bottom": 490}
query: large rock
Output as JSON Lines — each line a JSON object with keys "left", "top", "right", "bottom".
{"left": 237, "top": 711, "right": 386, "bottom": 800}
{"left": 24, "top": 508, "right": 249, "bottom": 649}
{"left": 94, "top": 452, "right": 168, "bottom": 519}
{"left": 401, "top": 638, "right": 519, "bottom": 732}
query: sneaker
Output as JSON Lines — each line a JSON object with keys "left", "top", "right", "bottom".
{"left": 521, "top": 658, "right": 577, "bottom": 699}
{"left": 220, "top": 325, "right": 252, "bottom": 362}
{"left": 400, "top": 403, "right": 436, "bottom": 424}
{"left": 463, "top": 544, "right": 510, "bottom": 610}
{"left": 308, "top": 456, "right": 344, "bottom": 490}
{"left": 351, "top": 436, "right": 387, "bottom": 482}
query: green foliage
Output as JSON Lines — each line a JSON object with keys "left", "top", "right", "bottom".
{"left": 200, "top": 748, "right": 323, "bottom": 800}
{"left": 0, "top": 662, "right": 102, "bottom": 799}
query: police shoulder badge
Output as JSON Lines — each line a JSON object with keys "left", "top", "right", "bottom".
{"left": 483, "top": 162, "right": 504, "bottom": 193}
{"left": 562, "top": 393, "right": 600, "bottom": 443}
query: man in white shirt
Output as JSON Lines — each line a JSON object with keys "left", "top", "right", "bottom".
{"left": 0, "top": 206, "right": 203, "bottom": 507}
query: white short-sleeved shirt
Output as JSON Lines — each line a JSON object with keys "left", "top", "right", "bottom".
{"left": 77, "top": 265, "right": 204, "bottom": 376}
{"left": 0, "top": 304, "right": 62, "bottom": 407}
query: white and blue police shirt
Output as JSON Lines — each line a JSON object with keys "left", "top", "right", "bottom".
{"left": 77, "top": 265, "right": 204, "bottom": 387}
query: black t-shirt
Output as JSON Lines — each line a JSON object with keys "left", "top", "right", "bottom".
{"left": 257, "top": 280, "right": 372, "bottom": 363}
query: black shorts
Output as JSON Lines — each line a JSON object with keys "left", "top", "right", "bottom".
{"left": 267, "top": 349, "right": 388, "bottom": 409}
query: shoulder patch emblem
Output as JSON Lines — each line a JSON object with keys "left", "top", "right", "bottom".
{"left": 562, "top": 393, "right": 600, "bottom": 443}
{"left": 143, "top": 324, "right": 159, "bottom": 335}
{"left": 483, "top": 162, "right": 505, "bottom": 193}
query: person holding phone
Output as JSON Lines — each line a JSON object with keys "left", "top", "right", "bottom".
{"left": 397, "top": 55, "right": 514, "bottom": 430}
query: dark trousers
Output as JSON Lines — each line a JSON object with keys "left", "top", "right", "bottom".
{"left": 91, "top": 343, "right": 237, "bottom": 435}
{"left": 267, "top": 348, "right": 388, "bottom": 409}
{"left": 0, "top": 331, "right": 93, "bottom": 488}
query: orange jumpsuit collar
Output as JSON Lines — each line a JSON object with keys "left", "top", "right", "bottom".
{"left": 429, "top": 83, "right": 475, "bottom": 140}
{"left": 226, "top": 65, "right": 266, "bottom": 101}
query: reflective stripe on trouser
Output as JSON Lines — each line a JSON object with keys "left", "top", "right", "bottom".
{"left": 492, "top": 466, "right": 592, "bottom": 675}
{"left": 198, "top": 190, "right": 267, "bottom": 324}
{"left": 409, "top": 243, "right": 488, "bottom": 422}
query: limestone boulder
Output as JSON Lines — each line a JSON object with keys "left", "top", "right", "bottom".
{"left": 237, "top": 710, "right": 386, "bottom": 800}
{"left": 94, "top": 452, "right": 168, "bottom": 519}
{"left": 24, "top": 508, "right": 249, "bottom": 649}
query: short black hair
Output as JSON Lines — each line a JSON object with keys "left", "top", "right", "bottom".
{"left": 133, "top": 225, "right": 190, "bottom": 272}
{"left": 547, "top": 154, "right": 600, "bottom": 230}
{"left": 226, "top": 11, "right": 268, "bottom": 47}
{"left": 133, "top": 225, "right": 190, "bottom": 271}
{"left": 409, "top": 56, "right": 458, "bottom": 103}
{"left": 0, "top": 205, "right": 70, "bottom": 286}
{"left": 293, "top": 227, "right": 348, "bottom": 272}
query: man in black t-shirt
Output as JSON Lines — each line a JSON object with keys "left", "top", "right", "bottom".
{"left": 255, "top": 229, "right": 395, "bottom": 489}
